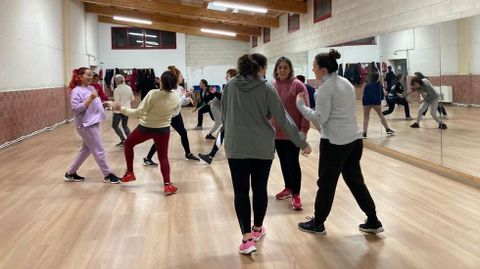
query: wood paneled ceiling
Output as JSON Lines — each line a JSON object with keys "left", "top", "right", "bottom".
{"left": 82, "top": 0, "right": 306, "bottom": 42}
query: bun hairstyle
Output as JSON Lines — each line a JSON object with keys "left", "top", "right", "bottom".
{"left": 167, "top": 65, "right": 181, "bottom": 82}
{"left": 68, "top": 67, "right": 90, "bottom": 91}
{"left": 238, "top": 53, "right": 268, "bottom": 79}
{"left": 226, "top": 68, "right": 238, "bottom": 78}
{"left": 314, "top": 49, "right": 341, "bottom": 73}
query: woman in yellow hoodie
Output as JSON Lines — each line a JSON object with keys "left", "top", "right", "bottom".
{"left": 113, "top": 71, "right": 180, "bottom": 195}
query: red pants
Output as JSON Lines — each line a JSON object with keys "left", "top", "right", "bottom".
{"left": 124, "top": 127, "right": 171, "bottom": 184}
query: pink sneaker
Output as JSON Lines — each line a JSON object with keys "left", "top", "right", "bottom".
{"left": 292, "top": 195, "right": 303, "bottom": 210}
{"left": 252, "top": 226, "right": 266, "bottom": 242}
{"left": 238, "top": 240, "right": 256, "bottom": 255}
{"left": 275, "top": 188, "right": 292, "bottom": 200}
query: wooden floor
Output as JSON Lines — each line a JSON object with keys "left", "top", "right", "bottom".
{"left": 357, "top": 101, "right": 480, "bottom": 178}
{"left": 0, "top": 108, "right": 479, "bottom": 269}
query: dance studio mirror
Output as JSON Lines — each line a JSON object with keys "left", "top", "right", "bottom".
{"left": 377, "top": 14, "right": 480, "bottom": 178}
{"left": 303, "top": 13, "right": 480, "bottom": 179}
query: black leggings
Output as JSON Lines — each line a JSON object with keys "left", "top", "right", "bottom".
{"left": 382, "top": 97, "right": 410, "bottom": 118}
{"left": 275, "top": 140, "right": 301, "bottom": 195}
{"left": 228, "top": 158, "right": 272, "bottom": 235}
{"left": 314, "top": 139, "right": 377, "bottom": 224}
{"left": 147, "top": 113, "right": 191, "bottom": 159}
{"left": 197, "top": 105, "right": 214, "bottom": 127}
{"left": 208, "top": 130, "right": 224, "bottom": 158}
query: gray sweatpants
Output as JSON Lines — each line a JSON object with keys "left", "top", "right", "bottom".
{"left": 416, "top": 99, "right": 441, "bottom": 124}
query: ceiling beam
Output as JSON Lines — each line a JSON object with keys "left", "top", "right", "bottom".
{"left": 98, "top": 16, "right": 250, "bottom": 42}
{"left": 225, "top": 0, "right": 307, "bottom": 14}
{"left": 82, "top": 0, "right": 279, "bottom": 28}
{"left": 86, "top": 4, "right": 261, "bottom": 36}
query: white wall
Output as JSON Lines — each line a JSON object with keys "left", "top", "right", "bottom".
{"left": 0, "top": 0, "right": 64, "bottom": 90}
{"left": 379, "top": 21, "right": 459, "bottom": 76}
{"left": 185, "top": 35, "right": 249, "bottom": 87}
{"left": 98, "top": 23, "right": 186, "bottom": 80}
{"left": 252, "top": 0, "right": 480, "bottom": 64}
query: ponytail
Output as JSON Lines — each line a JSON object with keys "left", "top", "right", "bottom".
{"left": 68, "top": 67, "right": 89, "bottom": 91}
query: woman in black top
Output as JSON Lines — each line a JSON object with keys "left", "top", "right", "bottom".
{"left": 382, "top": 73, "right": 411, "bottom": 119}
{"left": 194, "top": 79, "right": 215, "bottom": 129}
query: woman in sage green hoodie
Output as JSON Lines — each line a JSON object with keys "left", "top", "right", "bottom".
{"left": 221, "top": 53, "right": 311, "bottom": 255}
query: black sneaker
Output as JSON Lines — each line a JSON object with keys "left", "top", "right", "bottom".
{"left": 386, "top": 128, "right": 395, "bottom": 135}
{"left": 104, "top": 173, "right": 120, "bottom": 184}
{"left": 143, "top": 157, "right": 158, "bottom": 166}
{"left": 359, "top": 218, "right": 384, "bottom": 234}
{"left": 185, "top": 153, "right": 200, "bottom": 161}
{"left": 410, "top": 123, "right": 420, "bottom": 128}
{"left": 198, "top": 153, "right": 213, "bottom": 164}
{"left": 205, "top": 134, "right": 216, "bottom": 140}
{"left": 438, "top": 123, "right": 447, "bottom": 129}
{"left": 115, "top": 141, "right": 125, "bottom": 147}
{"left": 362, "top": 132, "right": 367, "bottom": 138}
{"left": 298, "top": 217, "right": 326, "bottom": 235}
{"left": 64, "top": 172, "right": 85, "bottom": 182}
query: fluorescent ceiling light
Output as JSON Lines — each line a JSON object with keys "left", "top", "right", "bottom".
{"left": 211, "top": 1, "right": 267, "bottom": 13}
{"left": 207, "top": 2, "right": 228, "bottom": 12}
{"left": 129, "top": 32, "right": 157, "bottom": 38}
{"left": 114, "top": 16, "right": 152, "bottom": 25}
{"left": 201, "top": 28, "right": 236, "bottom": 37}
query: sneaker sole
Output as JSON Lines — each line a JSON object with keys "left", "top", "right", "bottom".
{"left": 276, "top": 195, "right": 292, "bottom": 200}
{"left": 298, "top": 226, "right": 326, "bottom": 235}
{"left": 238, "top": 246, "right": 257, "bottom": 255}
{"left": 143, "top": 163, "right": 158, "bottom": 166}
{"left": 292, "top": 206, "right": 303, "bottom": 211}
{"left": 198, "top": 157, "right": 212, "bottom": 164}
{"left": 359, "top": 227, "right": 384, "bottom": 234}
{"left": 253, "top": 232, "right": 266, "bottom": 242}
{"left": 185, "top": 158, "right": 200, "bottom": 161}
{"left": 64, "top": 176, "right": 84, "bottom": 182}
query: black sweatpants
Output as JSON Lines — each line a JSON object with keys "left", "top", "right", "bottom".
{"left": 275, "top": 140, "right": 302, "bottom": 195}
{"left": 197, "top": 105, "right": 214, "bottom": 127}
{"left": 147, "top": 113, "right": 191, "bottom": 159}
{"left": 228, "top": 158, "right": 273, "bottom": 235}
{"left": 382, "top": 97, "right": 410, "bottom": 117}
{"left": 314, "top": 139, "right": 378, "bottom": 225}
{"left": 208, "top": 130, "right": 224, "bottom": 158}
{"left": 112, "top": 113, "right": 130, "bottom": 141}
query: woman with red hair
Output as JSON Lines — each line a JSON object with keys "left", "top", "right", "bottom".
{"left": 64, "top": 67, "right": 120, "bottom": 184}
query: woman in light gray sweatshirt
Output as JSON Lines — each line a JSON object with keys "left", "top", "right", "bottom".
{"left": 296, "top": 49, "right": 383, "bottom": 236}
{"left": 221, "top": 53, "right": 311, "bottom": 255}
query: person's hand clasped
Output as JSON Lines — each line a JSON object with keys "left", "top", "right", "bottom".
{"left": 301, "top": 145, "right": 312, "bottom": 157}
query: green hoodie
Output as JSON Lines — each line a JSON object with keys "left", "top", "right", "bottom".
{"left": 221, "top": 75, "right": 308, "bottom": 160}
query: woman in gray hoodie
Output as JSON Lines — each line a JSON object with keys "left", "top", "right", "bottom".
{"left": 222, "top": 53, "right": 311, "bottom": 255}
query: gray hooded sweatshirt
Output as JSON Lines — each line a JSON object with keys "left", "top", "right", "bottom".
{"left": 221, "top": 75, "right": 308, "bottom": 160}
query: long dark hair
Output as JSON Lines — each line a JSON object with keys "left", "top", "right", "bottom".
{"left": 314, "top": 49, "right": 341, "bottom": 73}
{"left": 238, "top": 53, "right": 268, "bottom": 79}
{"left": 200, "top": 79, "right": 208, "bottom": 89}
{"left": 273, "top": 56, "right": 294, "bottom": 80}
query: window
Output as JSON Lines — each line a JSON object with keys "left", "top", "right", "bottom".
{"left": 252, "top": 36, "right": 258, "bottom": 48}
{"left": 288, "top": 13, "right": 300, "bottom": 33}
{"left": 329, "top": 37, "right": 376, "bottom": 47}
{"left": 263, "top": 27, "right": 270, "bottom": 43}
{"left": 112, "top": 27, "right": 177, "bottom": 49}
{"left": 314, "top": 0, "right": 332, "bottom": 23}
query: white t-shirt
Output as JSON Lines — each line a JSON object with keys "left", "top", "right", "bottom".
{"left": 114, "top": 84, "right": 134, "bottom": 114}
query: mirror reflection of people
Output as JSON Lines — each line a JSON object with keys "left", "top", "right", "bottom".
{"left": 296, "top": 49, "right": 384, "bottom": 236}
{"left": 415, "top": 72, "right": 448, "bottom": 118}
{"left": 222, "top": 53, "right": 311, "bottom": 255}
{"left": 409, "top": 77, "right": 447, "bottom": 129}
{"left": 362, "top": 72, "right": 394, "bottom": 138}
{"left": 382, "top": 73, "right": 411, "bottom": 119}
